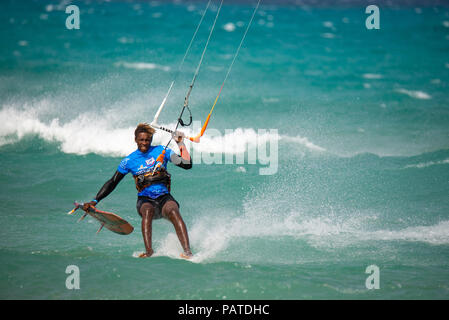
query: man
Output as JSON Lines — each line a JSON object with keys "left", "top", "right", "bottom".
{"left": 83, "top": 123, "right": 193, "bottom": 258}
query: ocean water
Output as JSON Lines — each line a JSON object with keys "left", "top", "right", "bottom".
{"left": 1, "top": 0, "right": 449, "bottom": 300}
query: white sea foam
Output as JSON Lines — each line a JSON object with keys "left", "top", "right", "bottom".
{"left": 114, "top": 61, "right": 170, "bottom": 72}
{"left": 0, "top": 103, "right": 323, "bottom": 158}
{"left": 323, "top": 21, "right": 336, "bottom": 31}
{"left": 395, "top": 88, "right": 431, "bottom": 100}
{"left": 363, "top": 73, "right": 383, "bottom": 79}
{"left": 223, "top": 22, "right": 236, "bottom": 32}
{"left": 262, "top": 97, "right": 279, "bottom": 103}
{"left": 180, "top": 208, "right": 449, "bottom": 263}
{"left": 431, "top": 79, "right": 441, "bottom": 84}
{"left": 235, "top": 166, "right": 246, "bottom": 173}
{"left": 0, "top": 106, "right": 136, "bottom": 156}
{"left": 280, "top": 135, "right": 326, "bottom": 152}
{"left": 404, "top": 158, "right": 449, "bottom": 169}
{"left": 159, "top": 190, "right": 357, "bottom": 263}
{"left": 165, "top": 170, "right": 449, "bottom": 263}
{"left": 320, "top": 33, "right": 335, "bottom": 39}
{"left": 117, "top": 37, "right": 135, "bottom": 44}
{"left": 362, "top": 221, "right": 449, "bottom": 245}
{"left": 207, "top": 66, "right": 224, "bottom": 72}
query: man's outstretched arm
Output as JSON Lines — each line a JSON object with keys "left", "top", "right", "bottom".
{"left": 84, "top": 171, "right": 125, "bottom": 209}
{"left": 95, "top": 171, "right": 125, "bottom": 201}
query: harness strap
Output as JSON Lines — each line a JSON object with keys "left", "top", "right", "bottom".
{"left": 134, "top": 169, "right": 171, "bottom": 193}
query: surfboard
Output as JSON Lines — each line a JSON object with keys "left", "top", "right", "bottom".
{"left": 132, "top": 251, "right": 193, "bottom": 261}
{"left": 68, "top": 202, "right": 134, "bottom": 235}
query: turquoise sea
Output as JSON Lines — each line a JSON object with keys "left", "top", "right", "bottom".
{"left": 1, "top": 0, "right": 449, "bottom": 299}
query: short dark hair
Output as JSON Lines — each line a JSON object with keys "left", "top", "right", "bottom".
{"left": 134, "top": 123, "right": 155, "bottom": 138}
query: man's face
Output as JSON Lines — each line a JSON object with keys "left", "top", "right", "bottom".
{"left": 135, "top": 132, "right": 152, "bottom": 153}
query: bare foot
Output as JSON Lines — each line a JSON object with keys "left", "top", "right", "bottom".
{"left": 180, "top": 251, "right": 193, "bottom": 259}
{"left": 138, "top": 249, "right": 154, "bottom": 258}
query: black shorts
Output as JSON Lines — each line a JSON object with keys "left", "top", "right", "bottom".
{"left": 136, "top": 193, "right": 179, "bottom": 220}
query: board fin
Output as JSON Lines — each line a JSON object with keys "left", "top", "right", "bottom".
{"left": 96, "top": 223, "right": 105, "bottom": 234}
{"left": 77, "top": 213, "right": 88, "bottom": 222}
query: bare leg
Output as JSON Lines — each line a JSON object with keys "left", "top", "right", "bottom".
{"left": 162, "top": 200, "right": 192, "bottom": 257}
{"left": 139, "top": 202, "right": 155, "bottom": 257}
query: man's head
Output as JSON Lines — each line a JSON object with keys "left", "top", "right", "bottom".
{"left": 134, "top": 123, "right": 155, "bottom": 153}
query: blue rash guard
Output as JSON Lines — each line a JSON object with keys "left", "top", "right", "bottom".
{"left": 117, "top": 145, "right": 174, "bottom": 199}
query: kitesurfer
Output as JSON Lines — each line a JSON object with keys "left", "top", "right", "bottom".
{"left": 83, "top": 123, "right": 193, "bottom": 259}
